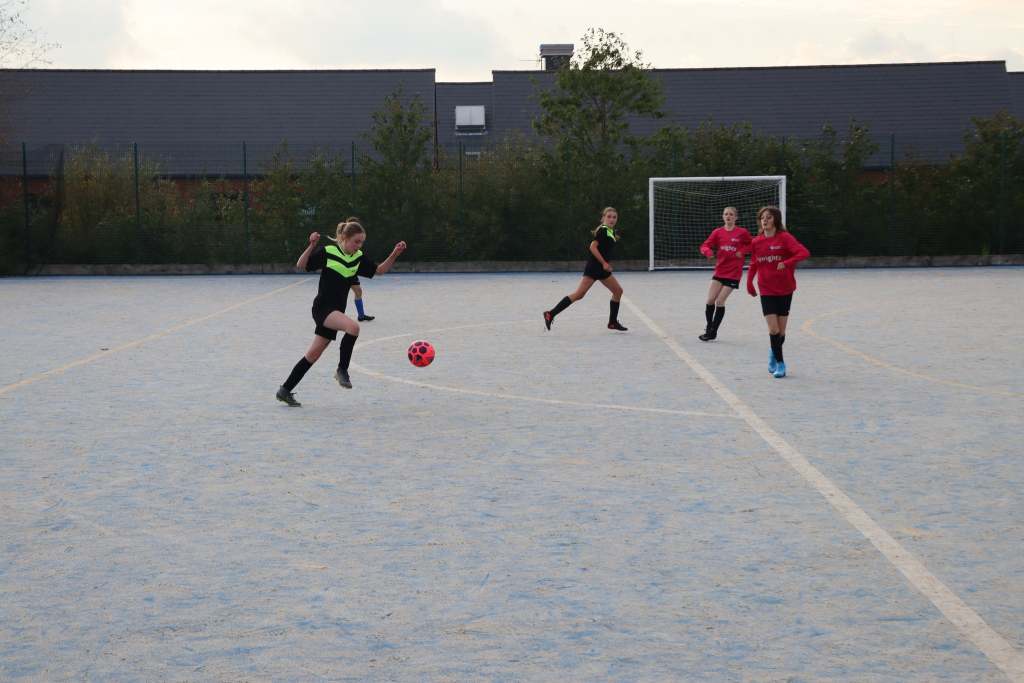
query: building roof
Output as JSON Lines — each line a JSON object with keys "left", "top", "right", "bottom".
{"left": 2, "top": 61, "right": 1016, "bottom": 174}
{"left": 1009, "top": 73, "right": 1024, "bottom": 121}
{"left": 489, "top": 61, "right": 1015, "bottom": 162}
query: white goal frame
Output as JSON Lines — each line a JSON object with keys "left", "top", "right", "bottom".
{"left": 648, "top": 176, "right": 786, "bottom": 271}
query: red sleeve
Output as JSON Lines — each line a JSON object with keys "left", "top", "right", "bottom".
{"left": 699, "top": 229, "right": 717, "bottom": 259}
{"left": 746, "top": 244, "right": 758, "bottom": 294}
{"left": 738, "top": 229, "right": 753, "bottom": 255}
{"left": 782, "top": 233, "right": 810, "bottom": 267}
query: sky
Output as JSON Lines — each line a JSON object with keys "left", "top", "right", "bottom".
{"left": 20, "top": 0, "right": 1024, "bottom": 80}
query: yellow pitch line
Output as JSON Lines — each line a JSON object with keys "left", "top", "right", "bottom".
{"left": 803, "top": 306, "right": 1024, "bottom": 399}
{"left": 0, "top": 277, "right": 313, "bottom": 397}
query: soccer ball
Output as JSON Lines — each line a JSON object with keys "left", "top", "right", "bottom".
{"left": 407, "top": 340, "right": 435, "bottom": 367}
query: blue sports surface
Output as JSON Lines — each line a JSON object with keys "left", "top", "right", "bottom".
{"left": 1, "top": 268, "right": 1022, "bottom": 681}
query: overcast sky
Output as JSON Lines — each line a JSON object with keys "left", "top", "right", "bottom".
{"left": 22, "top": 0, "right": 1024, "bottom": 79}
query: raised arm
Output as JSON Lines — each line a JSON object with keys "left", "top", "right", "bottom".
{"left": 297, "top": 232, "right": 319, "bottom": 269}
{"left": 375, "top": 241, "right": 408, "bottom": 275}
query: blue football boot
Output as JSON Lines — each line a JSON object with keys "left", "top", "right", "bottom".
{"left": 774, "top": 362, "right": 787, "bottom": 378}
{"left": 768, "top": 349, "right": 778, "bottom": 374}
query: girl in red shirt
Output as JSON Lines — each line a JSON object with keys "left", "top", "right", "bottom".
{"left": 746, "top": 206, "right": 810, "bottom": 378}
{"left": 698, "top": 206, "right": 751, "bottom": 341}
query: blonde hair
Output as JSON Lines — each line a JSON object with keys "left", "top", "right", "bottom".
{"left": 756, "top": 206, "right": 788, "bottom": 236}
{"left": 327, "top": 219, "right": 366, "bottom": 245}
{"left": 722, "top": 206, "right": 738, "bottom": 218}
{"left": 591, "top": 206, "right": 619, "bottom": 239}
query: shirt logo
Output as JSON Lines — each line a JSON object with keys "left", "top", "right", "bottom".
{"left": 770, "top": 246, "right": 782, "bottom": 250}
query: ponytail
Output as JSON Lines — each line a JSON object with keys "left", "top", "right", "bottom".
{"left": 326, "top": 219, "right": 366, "bottom": 245}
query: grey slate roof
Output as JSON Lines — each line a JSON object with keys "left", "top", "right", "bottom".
{"left": 6, "top": 69, "right": 434, "bottom": 175}
{"left": 1009, "top": 73, "right": 1024, "bottom": 120}
{"left": 435, "top": 82, "right": 493, "bottom": 150}
{"left": 2, "top": 61, "right": 1017, "bottom": 174}
{"left": 490, "top": 62, "right": 1015, "bottom": 163}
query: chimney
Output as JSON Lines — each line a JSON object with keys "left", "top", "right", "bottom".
{"left": 539, "top": 44, "right": 574, "bottom": 71}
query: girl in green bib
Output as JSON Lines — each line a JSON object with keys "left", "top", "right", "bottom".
{"left": 544, "top": 206, "right": 627, "bottom": 332}
{"left": 276, "top": 221, "right": 406, "bottom": 407}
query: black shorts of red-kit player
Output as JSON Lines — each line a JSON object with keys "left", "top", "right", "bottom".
{"left": 712, "top": 276, "right": 740, "bottom": 289}
{"left": 760, "top": 294, "right": 793, "bottom": 318}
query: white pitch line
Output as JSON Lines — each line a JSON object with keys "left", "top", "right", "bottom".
{"left": 349, "top": 362, "right": 738, "bottom": 419}
{"left": 622, "top": 296, "right": 1024, "bottom": 682}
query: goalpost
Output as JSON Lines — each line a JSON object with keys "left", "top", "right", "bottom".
{"left": 649, "top": 176, "right": 786, "bottom": 270}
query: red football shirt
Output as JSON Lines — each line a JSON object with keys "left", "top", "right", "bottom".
{"left": 746, "top": 231, "right": 811, "bottom": 296}
{"left": 700, "top": 226, "right": 752, "bottom": 280}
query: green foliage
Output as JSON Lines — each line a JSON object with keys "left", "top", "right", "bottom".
{"left": 534, "top": 29, "right": 665, "bottom": 209}
{"left": 2, "top": 110, "right": 1022, "bottom": 268}
{"left": 356, "top": 87, "right": 437, "bottom": 260}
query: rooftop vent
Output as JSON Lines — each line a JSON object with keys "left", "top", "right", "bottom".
{"left": 455, "top": 105, "right": 486, "bottom": 135}
{"left": 539, "top": 44, "right": 573, "bottom": 71}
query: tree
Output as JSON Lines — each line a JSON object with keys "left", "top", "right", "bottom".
{"left": 0, "top": 0, "right": 58, "bottom": 143}
{"left": 357, "top": 86, "right": 435, "bottom": 255}
{"left": 533, "top": 28, "right": 665, "bottom": 207}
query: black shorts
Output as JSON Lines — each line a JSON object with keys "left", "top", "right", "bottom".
{"left": 712, "top": 276, "right": 740, "bottom": 289}
{"left": 760, "top": 294, "right": 793, "bottom": 317}
{"left": 345, "top": 275, "right": 360, "bottom": 286}
{"left": 312, "top": 308, "right": 340, "bottom": 341}
{"left": 583, "top": 259, "right": 612, "bottom": 281}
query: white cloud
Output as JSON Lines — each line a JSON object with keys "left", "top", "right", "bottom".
{"left": 19, "top": 0, "right": 1024, "bottom": 79}
{"left": 993, "top": 47, "right": 1024, "bottom": 71}
{"left": 839, "top": 29, "right": 935, "bottom": 63}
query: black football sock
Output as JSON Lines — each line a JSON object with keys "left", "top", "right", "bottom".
{"left": 712, "top": 306, "right": 726, "bottom": 331}
{"left": 283, "top": 357, "right": 313, "bottom": 391}
{"left": 609, "top": 299, "right": 620, "bottom": 323}
{"left": 705, "top": 303, "right": 715, "bottom": 326}
{"left": 770, "top": 333, "right": 784, "bottom": 364}
{"left": 549, "top": 296, "right": 573, "bottom": 318}
{"left": 338, "top": 333, "right": 358, "bottom": 371}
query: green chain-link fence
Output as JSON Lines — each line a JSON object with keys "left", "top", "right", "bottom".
{"left": 2, "top": 119, "right": 1022, "bottom": 273}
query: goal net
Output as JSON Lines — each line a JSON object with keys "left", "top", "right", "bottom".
{"left": 649, "top": 176, "right": 786, "bottom": 270}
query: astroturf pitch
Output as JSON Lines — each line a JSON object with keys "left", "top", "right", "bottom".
{"left": 1, "top": 268, "right": 1022, "bottom": 681}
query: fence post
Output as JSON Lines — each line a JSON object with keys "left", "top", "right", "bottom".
{"left": 565, "top": 141, "right": 571, "bottom": 260}
{"left": 889, "top": 134, "right": 895, "bottom": 257}
{"left": 134, "top": 142, "right": 141, "bottom": 263}
{"left": 458, "top": 142, "right": 464, "bottom": 261}
{"left": 243, "top": 142, "right": 250, "bottom": 264}
{"left": 351, "top": 142, "right": 356, "bottom": 214}
{"left": 22, "top": 142, "right": 30, "bottom": 264}
{"left": 1000, "top": 131, "right": 1006, "bottom": 255}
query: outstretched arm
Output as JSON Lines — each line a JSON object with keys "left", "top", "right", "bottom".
{"left": 375, "top": 241, "right": 408, "bottom": 275}
{"left": 297, "top": 232, "right": 319, "bottom": 269}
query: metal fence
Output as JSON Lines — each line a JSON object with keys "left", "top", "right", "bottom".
{"left": 1, "top": 128, "right": 1021, "bottom": 272}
